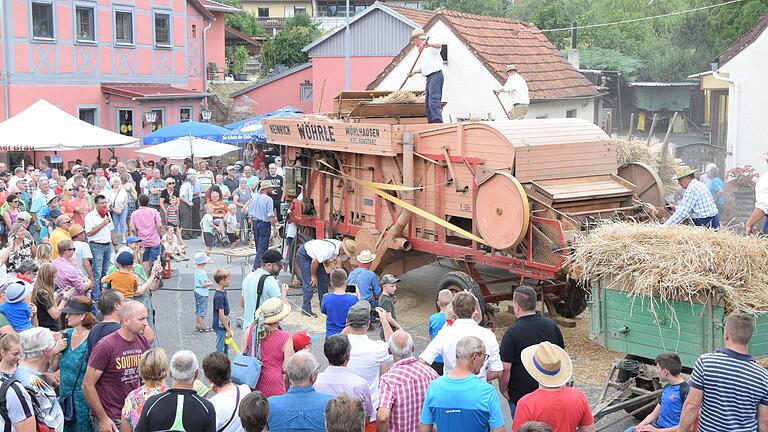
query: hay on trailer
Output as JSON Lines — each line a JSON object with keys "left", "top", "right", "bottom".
{"left": 568, "top": 221, "right": 768, "bottom": 314}
{"left": 370, "top": 91, "right": 426, "bottom": 104}
{"left": 614, "top": 136, "right": 678, "bottom": 196}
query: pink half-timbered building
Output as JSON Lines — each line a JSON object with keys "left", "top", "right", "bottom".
{"left": 0, "top": 0, "right": 236, "bottom": 164}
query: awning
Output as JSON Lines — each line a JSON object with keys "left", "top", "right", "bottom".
{"left": 101, "top": 83, "right": 211, "bottom": 101}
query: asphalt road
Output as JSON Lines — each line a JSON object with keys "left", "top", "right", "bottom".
{"left": 150, "top": 237, "right": 634, "bottom": 431}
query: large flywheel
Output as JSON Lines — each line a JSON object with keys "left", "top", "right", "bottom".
{"left": 475, "top": 172, "right": 530, "bottom": 250}
{"left": 618, "top": 162, "right": 666, "bottom": 208}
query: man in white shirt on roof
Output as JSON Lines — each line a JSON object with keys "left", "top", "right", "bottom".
{"left": 407, "top": 28, "right": 444, "bottom": 123}
{"left": 494, "top": 64, "right": 530, "bottom": 120}
{"left": 419, "top": 291, "right": 503, "bottom": 382}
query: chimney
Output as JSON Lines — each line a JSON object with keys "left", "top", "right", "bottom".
{"left": 568, "top": 49, "right": 580, "bottom": 70}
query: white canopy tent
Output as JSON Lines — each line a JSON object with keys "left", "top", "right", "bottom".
{"left": 136, "top": 135, "right": 240, "bottom": 159}
{"left": 0, "top": 99, "right": 139, "bottom": 151}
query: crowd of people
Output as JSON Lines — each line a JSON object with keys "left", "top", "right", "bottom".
{"left": 0, "top": 150, "right": 766, "bottom": 432}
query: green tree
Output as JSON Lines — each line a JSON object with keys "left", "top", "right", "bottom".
{"left": 258, "top": 14, "right": 321, "bottom": 74}
{"left": 422, "top": 0, "right": 504, "bottom": 17}
{"left": 221, "top": 0, "right": 267, "bottom": 37}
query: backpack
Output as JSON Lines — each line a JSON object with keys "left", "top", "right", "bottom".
{"left": 0, "top": 378, "right": 57, "bottom": 432}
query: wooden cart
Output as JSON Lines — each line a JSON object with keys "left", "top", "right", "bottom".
{"left": 589, "top": 283, "right": 768, "bottom": 430}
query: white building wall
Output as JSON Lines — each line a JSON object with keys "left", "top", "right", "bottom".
{"left": 720, "top": 30, "right": 768, "bottom": 169}
{"left": 372, "top": 20, "right": 598, "bottom": 122}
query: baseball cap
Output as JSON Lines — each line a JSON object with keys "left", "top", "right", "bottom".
{"left": 126, "top": 236, "right": 141, "bottom": 244}
{"left": 347, "top": 300, "right": 371, "bottom": 328}
{"left": 292, "top": 331, "right": 319, "bottom": 351}
{"left": 61, "top": 299, "right": 92, "bottom": 314}
{"left": 5, "top": 280, "right": 32, "bottom": 304}
{"left": 194, "top": 251, "right": 211, "bottom": 265}
{"left": 261, "top": 249, "right": 285, "bottom": 265}
{"left": 116, "top": 251, "right": 135, "bottom": 266}
{"left": 16, "top": 211, "right": 31, "bottom": 222}
{"left": 380, "top": 274, "right": 400, "bottom": 285}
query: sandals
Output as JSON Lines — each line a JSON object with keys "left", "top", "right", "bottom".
{"left": 195, "top": 327, "right": 214, "bottom": 333}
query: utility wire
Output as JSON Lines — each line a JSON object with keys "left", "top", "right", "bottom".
{"left": 538, "top": 0, "right": 747, "bottom": 33}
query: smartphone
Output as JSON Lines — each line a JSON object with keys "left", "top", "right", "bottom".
{"left": 345, "top": 284, "right": 357, "bottom": 293}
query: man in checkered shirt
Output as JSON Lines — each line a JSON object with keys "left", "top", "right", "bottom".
{"left": 377, "top": 330, "right": 439, "bottom": 432}
{"left": 665, "top": 165, "right": 720, "bottom": 228}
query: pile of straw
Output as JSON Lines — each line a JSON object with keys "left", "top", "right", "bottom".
{"left": 614, "top": 136, "right": 678, "bottom": 196}
{"left": 568, "top": 221, "right": 768, "bottom": 314}
{"left": 370, "top": 91, "right": 425, "bottom": 104}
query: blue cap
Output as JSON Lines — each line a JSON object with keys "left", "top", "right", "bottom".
{"left": 116, "top": 251, "right": 134, "bottom": 266}
{"left": 126, "top": 236, "right": 141, "bottom": 244}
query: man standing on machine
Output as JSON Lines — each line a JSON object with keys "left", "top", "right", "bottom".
{"left": 407, "top": 28, "right": 444, "bottom": 123}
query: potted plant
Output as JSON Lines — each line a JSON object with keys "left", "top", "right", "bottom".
{"left": 233, "top": 46, "right": 249, "bottom": 81}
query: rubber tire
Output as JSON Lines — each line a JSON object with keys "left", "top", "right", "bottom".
{"left": 436, "top": 271, "right": 489, "bottom": 327}
{"left": 616, "top": 354, "right": 661, "bottom": 419}
{"left": 553, "top": 281, "right": 588, "bottom": 318}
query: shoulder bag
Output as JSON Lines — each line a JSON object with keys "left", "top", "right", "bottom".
{"left": 231, "top": 275, "right": 268, "bottom": 388}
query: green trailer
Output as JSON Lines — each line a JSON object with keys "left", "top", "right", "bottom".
{"left": 588, "top": 283, "right": 768, "bottom": 430}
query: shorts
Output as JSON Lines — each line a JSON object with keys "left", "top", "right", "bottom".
{"left": 226, "top": 232, "right": 238, "bottom": 243}
{"left": 91, "top": 416, "right": 122, "bottom": 432}
{"left": 167, "top": 221, "right": 179, "bottom": 228}
{"left": 142, "top": 245, "right": 162, "bottom": 262}
{"left": 194, "top": 292, "right": 208, "bottom": 316}
{"left": 203, "top": 232, "right": 215, "bottom": 248}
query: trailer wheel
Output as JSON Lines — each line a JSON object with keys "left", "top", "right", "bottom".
{"left": 436, "top": 271, "right": 489, "bottom": 327}
{"left": 616, "top": 355, "right": 661, "bottom": 419}
{"left": 553, "top": 281, "right": 588, "bottom": 318}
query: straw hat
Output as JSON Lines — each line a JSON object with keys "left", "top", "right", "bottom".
{"left": 341, "top": 238, "right": 356, "bottom": 257}
{"left": 671, "top": 165, "right": 697, "bottom": 181}
{"left": 260, "top": 180, "right": 275, "bottom": 191}
{"left": 506, "top": 64, "right": 518, "bottom": 72}
{"left": 411, "top": 28, "right": 426, "bottom": 39}
{"left": 256, "top": 298, "right": 291, "bottom": 324}
{"left": 68, "top": 223, "right": 85, "bottom": 238}
{"left": 356, "top": 249, "right": 375, "bottom": 264}
{"left": 520, "top": 341, "right": 573, "bottom": 388}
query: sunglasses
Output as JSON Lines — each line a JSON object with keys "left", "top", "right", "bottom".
{"left": 65, "top": 248, "right": 75, "bottom": 251}
{"left": 61, "top": 220, "right": 72, "bottom": 224}
{"left": 168, "top": 182, "right": 175, "bottom": 185}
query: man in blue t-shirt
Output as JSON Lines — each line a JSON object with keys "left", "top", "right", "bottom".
{"left": 420, "top": 335, "right": 504, "bottom": 432}
{"left": 625, "top": 353, "right": 687, "bottom": 432}
{"left": 320, "top": 268, "right": 358, "bottom": 338}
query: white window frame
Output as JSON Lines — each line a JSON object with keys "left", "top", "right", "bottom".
{"left": 74, "top": 3, "right": 96, "bottom": 44}
{"left": 153, "top": 10, "right": 172, "bottom": 48}
{"left": 114, "top": 7, "right": 135, "bottom": 46}
{"left": 117, "top": 108, "right": 134, "bottom": 136}
{"left": 179, "top": 107, "right": 192, "bottom": 123}
{"left": 565, "top": 109, "right": 578, "bottom": 118}
{"left": 300, "top": 83, "right": 313, "bottom": 102}
{"left": 77, "top": 106, "right": 99, "bottom": 126}
{"left": 147, "top": 108, "right": 165, "bottom": 131}
{"left": 30, "top": 1, "right": 56, "bottom": 41}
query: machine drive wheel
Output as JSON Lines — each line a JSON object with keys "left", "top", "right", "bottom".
{"left": 436, "top": 271, "right": 489, "bottom": 327}
{"left": 616, "top": 354, "right": 661, "bottom": 419}
{"left": 553, "top": 281, "right": 589, "bottom": 318}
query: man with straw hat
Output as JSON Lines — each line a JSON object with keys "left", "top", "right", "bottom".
{"left": 406, "top": 28, "right": 444, "bottom": 123}
{"left": 746, "top": 151, "right": 768, "bottom": 235}
{"left": 248, "top": 180, "right": 278, "bottom": 270}
{"left": 494, "top": 64, "right": 530, "bottom": 120}
{"left": 511, "top": 342, "right": 595, "bottom": 432}
{"left": 664, "top": 165, "right": 720, "bottom": 228}
{"left": 347, "top": 249, "right": 380, "bottom": 309}
{"left": 296, "top": 237, "right": 355, "bottom": 318}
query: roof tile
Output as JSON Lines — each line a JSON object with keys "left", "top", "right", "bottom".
{"left": 384, "top": 4, "right": 435, "bottom": 27}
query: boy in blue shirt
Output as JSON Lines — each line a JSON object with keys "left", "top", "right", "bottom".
{"left": 320, "top": 268, "right": 358, "bottom": 338}
{"left": 0, "top": 280, "right": 35, "bottom": 332}
{"left": 428, "top": 289, "right": 454, "bottom": 375}
{"left": 347, "top": 250, "right": 380, "bottom": 308}
{"left": 212, "top": 268, "right": 232, "bottom": 354}
{"left": 625, "top": 352, "right": 688, "bottom": 432}
{"left": 193, "top": 251, "right": 213, "bottom": 333}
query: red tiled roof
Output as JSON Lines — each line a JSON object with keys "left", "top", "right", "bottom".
{"left": 188, "top": 0, "right": 215, "bottom": 19}
{"left": 384, "top": 4, "right": 435, "bottom": 27}
{"left": 200, "top": 0, "right": 241, "bottom": 13}
{"left": 368, "top": 10, "right": 598, "bottom": 100}
{"left": 101, "top": 83, "right": 211, "bottom": 100}
{"left": 225, "top": 25, "right": 264, "bottom": 46}
{"left": 717, "top": 10, "right": 768, "bottom": 66}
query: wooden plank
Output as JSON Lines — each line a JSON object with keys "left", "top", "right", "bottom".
{"left": 264, "top": 118, "right": 397, "bottom": 156}
{"left": 350, "top": 102, "right": 445, "bottom": 119}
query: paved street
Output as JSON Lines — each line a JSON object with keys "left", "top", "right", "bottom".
{"left": 150, "top": 237, "right": 633, "bottom": 431}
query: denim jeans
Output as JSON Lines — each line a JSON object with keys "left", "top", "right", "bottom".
{"left": 508, "top": 401, "right": 516, "bottom": 420}
{"left": 285, "top": 236, "right": 295, "bottom": 272}
{"left": 297, "top": 244, "right": 329, "bottom": 313}
{"left": 111, "top": 209, "right": 128, "bottom": 238}
{"left": 215, "top": 328, "right": 228, "bottom": 354}
{"left": 425, "top": 70, "right": 444, "bottom": 123}
{"left": 252, "top": 220, "right": 271, "bottom": 270}
{"left": 89, "top": 242, "right": 112, "bottom": 301}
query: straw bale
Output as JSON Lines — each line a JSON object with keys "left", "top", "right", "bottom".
{"left": 613, "top": 136, "right": 678, "bottom": 196}
{"left": 370, "top": 91, "right": 425, "bottom": 104}
{"left": 568, "top": 221, "right": 768, "bottom": 314}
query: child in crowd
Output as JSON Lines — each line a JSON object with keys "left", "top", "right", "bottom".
{"left": 102, "top": 251, "right": 158, "bottom": 299}
{"left": 37, "top": 196, "right": 61, "bottom": 241}
{"left": 518, "top": 422, "right": 553, "bottom": 432}
{"left": 0, "top": 280, "right": 35, "bottom": 332}
{"left": 161, "top": 230, "right": 188, "bottom": 262}
{"left": 165, "top": 195, "right": 184, "bottom": 247}
{"left": 346, "top": 250, "right": 380, "bottom": 308}
{"left": 378, "top": 274, "right": 401, "bottom": 340}
{"left": 212, "top": 268, "right": 232, "bottom": 354}
{"left": 201, "top": 204, "right": 217, "bottom": 251}
{"left": 224, "top": 204, "right": 240, "bottom": 249}
{"left": 320, "top": 268, "right": 358, "bottom": 338}
{"left": 428, "top": 289, "right": 454, "bottom": 375}
{"left": 625, "top": 353, "right": 688, "bottom": 432}
{"left": 194, "top": 251, "right": 213, "bottom": 332}
{"left": 292, "top": 330, "right": 317, "bottom": 352}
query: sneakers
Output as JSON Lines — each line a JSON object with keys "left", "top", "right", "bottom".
{"left": 301, "top": 310, "right": 318, "bottom": 318}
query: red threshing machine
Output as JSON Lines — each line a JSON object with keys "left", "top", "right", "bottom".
{"left": 263, "top": 93, "right": 665, "bottom": 322}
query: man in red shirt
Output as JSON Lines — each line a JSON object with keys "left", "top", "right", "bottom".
{"left": 512, "top": 342, "right": 595, "bottom": 432}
